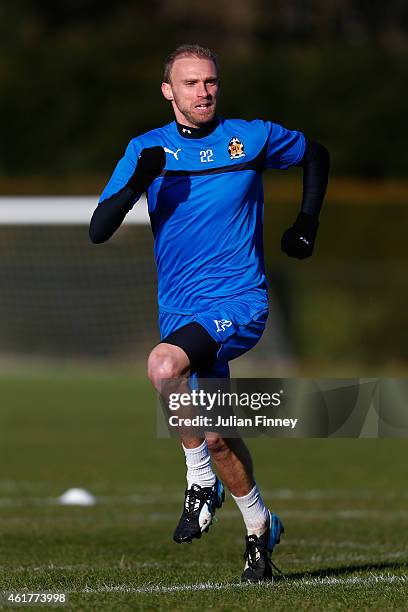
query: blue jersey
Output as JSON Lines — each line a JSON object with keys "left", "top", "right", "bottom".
{"left": 100, "top": 118, "right": 305, "bottom": 314}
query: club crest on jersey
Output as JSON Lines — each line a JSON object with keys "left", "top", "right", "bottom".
{"left": 228, "top": 136, "right": 245, "bottom": 159}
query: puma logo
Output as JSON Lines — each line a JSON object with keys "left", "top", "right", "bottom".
{"left": 164, "top": 147, "right": 181, "bottom": 161}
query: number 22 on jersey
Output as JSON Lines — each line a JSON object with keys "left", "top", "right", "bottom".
{"left": 200, "top": 149, "right": 214, "bottom": 163}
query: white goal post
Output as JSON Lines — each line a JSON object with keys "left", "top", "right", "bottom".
{"left": 0, "top": 195, "right": 149, "bottom": 225}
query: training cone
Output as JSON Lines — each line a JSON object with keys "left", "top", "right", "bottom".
{"left": 57, "top": 488, "right": 96, "bottom": 506}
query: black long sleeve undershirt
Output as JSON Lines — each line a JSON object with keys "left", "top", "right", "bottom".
{"left": 296, "top": 139, "right": 330, "bottom": 218}
{"left": 89, "top": 186, "right": 136, "bottom": 244}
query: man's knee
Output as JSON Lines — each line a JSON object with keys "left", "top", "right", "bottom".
{"left": 147, "top": 343, "right": 189, "bottom": 390}
{"left": 206, "top": 434, "right": 229, "bottom": 457}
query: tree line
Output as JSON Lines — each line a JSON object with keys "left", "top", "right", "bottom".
{"left": 0, "top": 1, "right": 406, "bottom": 177}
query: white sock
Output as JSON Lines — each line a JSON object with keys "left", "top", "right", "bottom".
{"left": 182, "top": 440, "right": 216, "bottom": 489}
{"left": 231, "top": 484, "right": 269, "bottom": 536}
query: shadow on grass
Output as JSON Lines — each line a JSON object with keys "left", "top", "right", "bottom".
{"left": 276, "top": 560, "right": 408, "bottom": 582}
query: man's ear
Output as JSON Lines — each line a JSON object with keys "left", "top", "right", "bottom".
{"left": 161, "top": 82, "right": 173, "bottom": 101}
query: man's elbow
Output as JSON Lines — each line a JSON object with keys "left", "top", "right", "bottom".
{"left": 310, "top": 140, "right": 330, "bottom": 171}
{"left": 89, "top": 207, "right": 110, "bottom": 244}
{"left": 318, "top": 142, "right": 330, "bottom": 167}
{"left": 89, "top": 227, "right": 107, "bottom": 244}
{"left": 89, "top": 190, "right": 132, "bottom": 243}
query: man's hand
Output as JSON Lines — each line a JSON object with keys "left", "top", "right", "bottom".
{"left": 127, "top": 146, "right": 166, "bottom": 193}
{"left": 281, "top": 212, "right": 319, "bottom": 259}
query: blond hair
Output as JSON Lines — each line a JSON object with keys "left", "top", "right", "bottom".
{"left": 163, "top": 44, "right": 219, "bottom": 83}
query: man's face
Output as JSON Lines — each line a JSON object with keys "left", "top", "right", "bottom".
{"left": 161, "top": 56, "right": 220, "bottom": 128}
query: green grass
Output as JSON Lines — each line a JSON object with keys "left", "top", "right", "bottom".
{"left": 0, "top": 368, "right": 407, "bottom": 610}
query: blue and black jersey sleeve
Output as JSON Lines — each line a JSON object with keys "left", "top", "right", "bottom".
{"left": 89, "top": 140, "right": 143, "bottom": 244}
{"left": 264, "top": 122, "right": 306, "bottom": 170}
{"left": 263, "top": 121, "right": 329, "bottom": 218}
{"left": 99, "top": 139, "right": 143, "bottom": 203}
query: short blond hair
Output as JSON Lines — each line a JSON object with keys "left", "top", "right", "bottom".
{"left": 163, "top": 44, "right": 219, "bottom": 83}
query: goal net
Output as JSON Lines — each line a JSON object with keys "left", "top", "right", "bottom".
{"left": 0, "top": 196, "right": 160, "bottom": 361}
{"left": 0, "top": 196, "right": 291, "bottom": 366}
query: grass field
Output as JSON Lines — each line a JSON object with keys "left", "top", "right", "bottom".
{"left": 1, "top": 367, "right": 407, "bottom": 610}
